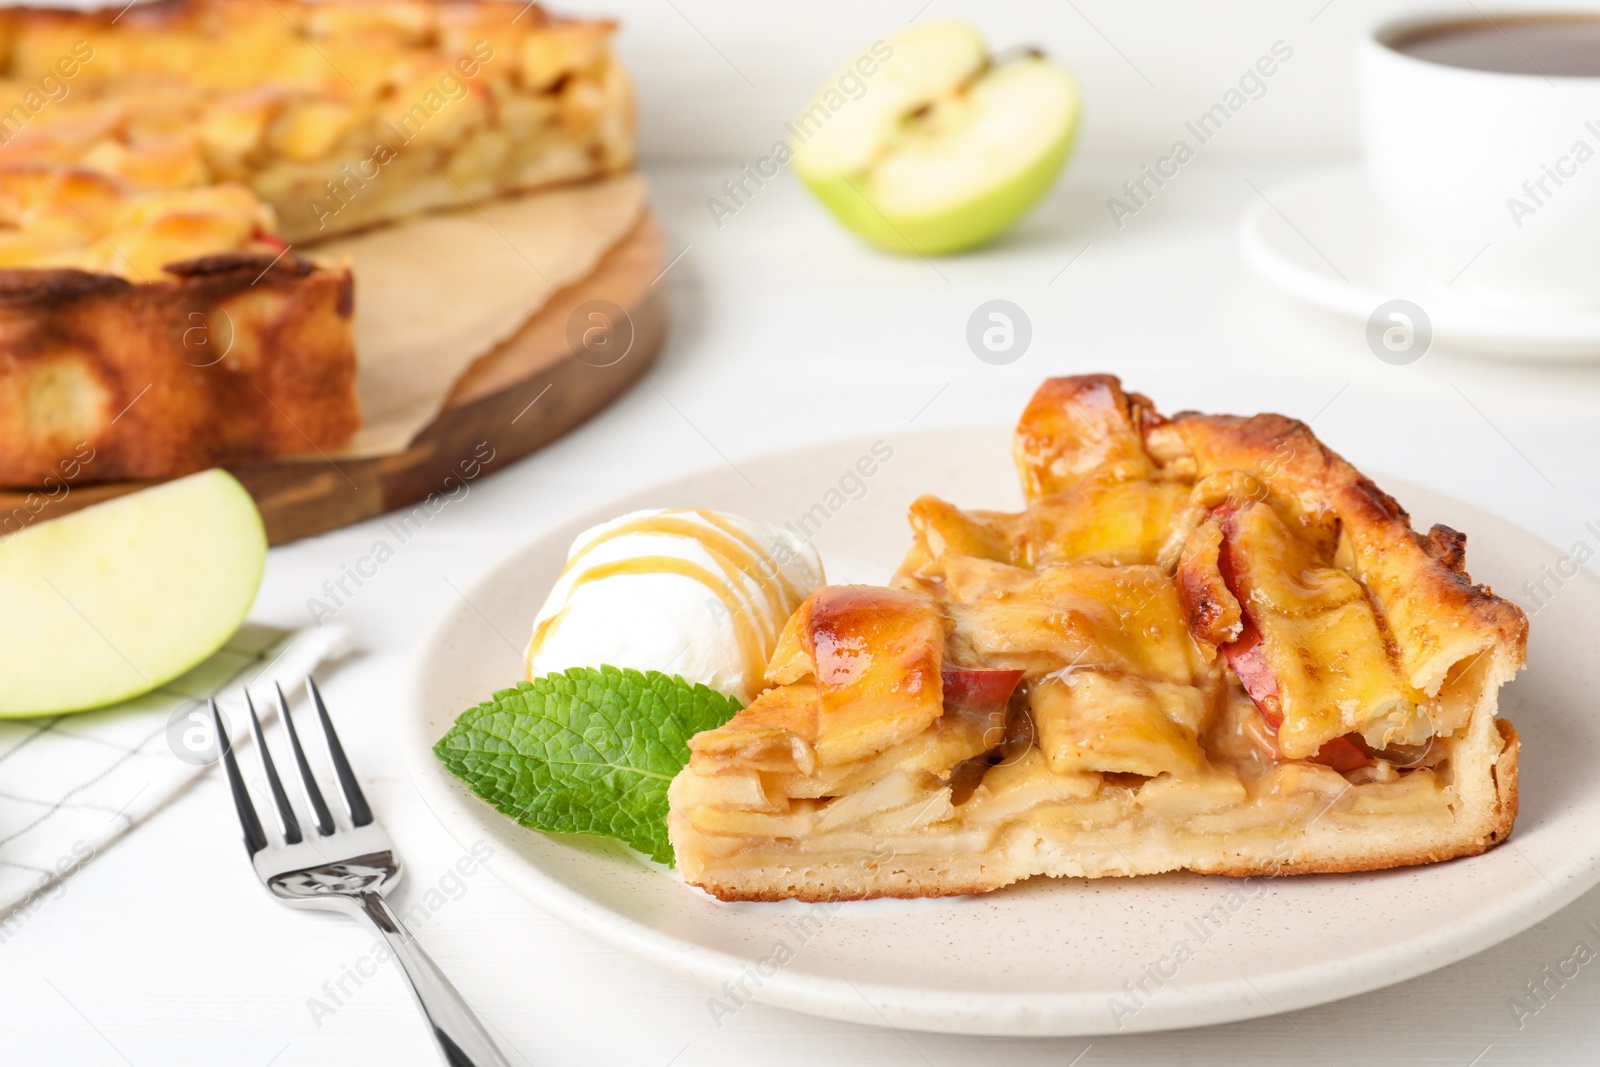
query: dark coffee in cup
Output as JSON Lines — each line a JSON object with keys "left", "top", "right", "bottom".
{"left": 1391, "top": 15, "right": 1600, "bottom": 76}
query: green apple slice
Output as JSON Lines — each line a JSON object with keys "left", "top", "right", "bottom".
{"left": 0, "top": 469, "right": 267, "bottom": 716}
{"left": 793, "top": 22, "right": 989, "bottom": 178}
{"left": 794, "top": 23, "right": 1080, "bottom": 255}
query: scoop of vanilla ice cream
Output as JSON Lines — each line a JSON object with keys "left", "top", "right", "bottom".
{"left": 526, "top": 509, "right": 824, "bottom": 704}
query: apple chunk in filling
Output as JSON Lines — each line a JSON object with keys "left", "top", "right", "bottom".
{"left": 1032, "top": 670, "right": 1209, "bottom": 778}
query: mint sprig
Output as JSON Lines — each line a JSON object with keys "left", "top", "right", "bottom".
{"left": 432, "top": 666, "right": 741, "bottom": 865}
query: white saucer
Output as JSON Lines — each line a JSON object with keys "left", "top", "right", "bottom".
{"left": 1238, "top": 164, "right": 1600, "bottom": 360}
{"left": 401, "top": 428, "right": 1600, "bottom": 1036}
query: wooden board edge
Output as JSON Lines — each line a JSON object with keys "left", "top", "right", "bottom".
{"left": 0, "top": 210, "right": 667, "bottom": 546}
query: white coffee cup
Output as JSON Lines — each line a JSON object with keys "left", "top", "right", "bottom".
{"left": 1358, "top": 10, "right": 1600, "bottom": 310}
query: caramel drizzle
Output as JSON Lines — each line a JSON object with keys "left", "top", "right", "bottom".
{"left": 526, "top": 511, "right": 805, "bottom": 695}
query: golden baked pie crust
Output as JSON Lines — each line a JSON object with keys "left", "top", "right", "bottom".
{"left": 0, "top": 252, "right": 357, "bottom": 486}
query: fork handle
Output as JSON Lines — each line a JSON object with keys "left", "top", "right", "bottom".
{"left": 353, "top": 891, "right": 513, "bottom": 1067}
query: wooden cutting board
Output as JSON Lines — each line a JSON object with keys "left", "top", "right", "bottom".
{"left": 0, "top": 211, "right": 666, "bottom": 545}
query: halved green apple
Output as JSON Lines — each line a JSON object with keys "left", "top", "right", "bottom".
{"left": 0, "top": 469, "right": 267, "bottom": 716}
{"left": 793, "top": 22, "right": 1080, "bottom": 255}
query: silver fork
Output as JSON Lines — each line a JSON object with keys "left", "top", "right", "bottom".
{"left": 213, "top": 678, "right": 510, "bottom": 1067}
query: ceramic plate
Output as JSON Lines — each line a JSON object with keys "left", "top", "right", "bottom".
{"left": 401, "top": 428, "right": 1600, "bottom": 1036}
{"left": 1238, "top": 164, "right": 1600, "bottom": 360}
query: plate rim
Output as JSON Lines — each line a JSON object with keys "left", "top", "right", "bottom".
{"left": 400, "top": 429, "right": 1600, "bottom": 1036}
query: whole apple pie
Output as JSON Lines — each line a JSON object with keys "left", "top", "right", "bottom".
{"left": 0, "top": 0, "right": 633, "bottom": 486}
{"left": 668, "top": 376, "right": 1526, "bottom": 901}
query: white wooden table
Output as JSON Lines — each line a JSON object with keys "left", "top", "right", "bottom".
{"left": 2, "top": 159, "right": 1597, "bottom": 1066}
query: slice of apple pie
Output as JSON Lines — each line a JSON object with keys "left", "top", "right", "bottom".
{"left": 668, "top": 375, "right": 1526, "bottom": 901}
{"left": 0, "top": 166, "right": 357, "bottom": 485}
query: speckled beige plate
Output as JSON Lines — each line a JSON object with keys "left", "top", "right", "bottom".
{"left": 401, "top": 428, "right": 1600, "bottom": 1036}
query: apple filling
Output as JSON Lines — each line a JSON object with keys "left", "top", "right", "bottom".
{"left": 0, "top": 1, "right": 633, "bottom": 245}
{"left": 666, "top": 376, "right": 1524, "bottom": 902}
{"left": 669, "top": 581, "right": 1472, "bottom": 901}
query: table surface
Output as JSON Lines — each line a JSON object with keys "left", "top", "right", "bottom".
{"left": 5, "top": 159, "right": 1600, "bottom": 1067}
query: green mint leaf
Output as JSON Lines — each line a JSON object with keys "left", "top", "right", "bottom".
{"left": 432, "top": 666, "right": 741, "bottom": 866}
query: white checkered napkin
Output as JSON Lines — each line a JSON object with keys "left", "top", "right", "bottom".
{"left": 0, "top": 622, "right": 351, "bottom": 919}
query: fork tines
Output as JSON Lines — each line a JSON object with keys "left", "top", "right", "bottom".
{"left": 214, "top": 678, "right": 372, "bottom": 856}
{"left": 275, "top": 681, "right": 334, "bottom": 837}
{"left": 245, "top": 690, "right": 301, "bottom": 844}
